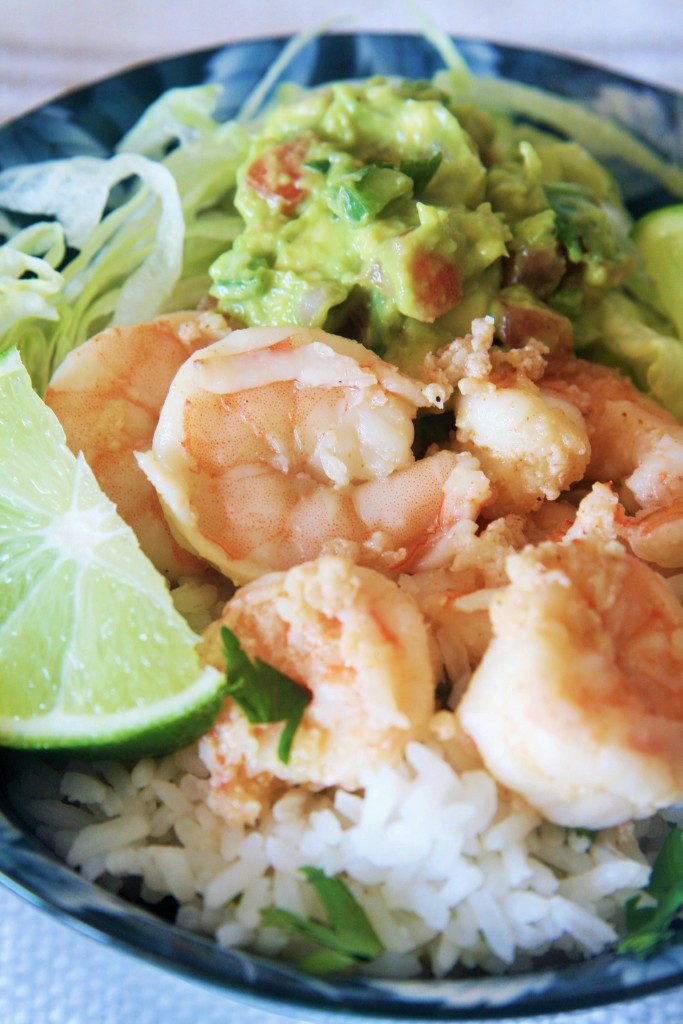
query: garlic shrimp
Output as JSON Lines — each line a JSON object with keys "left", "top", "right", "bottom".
{"left": 198, "top": 555, "right": 439, "bottom": 824}
{"left": 139, "top": 325, "right": 492, "bottom": 585}
{"left": 398, "top": 515, "right": 527, "bottom": 695}
{"left": 457, "top": 535, "right": 683, "bottom": 829}
{"left": 541, "top": 354, "right": 683, "bottom": 510}
{"left": 421, "top": 318, "right": 591, "bottom": 518}
{"left": 45, "top": 310, "right": 233, "bottom": 580}
{"left": 538, "top": 354, "right": 683, "bottom": 567}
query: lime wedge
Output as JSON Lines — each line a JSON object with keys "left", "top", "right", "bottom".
{"left": 633, "top": 203, "right": 683, "bottom": 341}
{"left": 0, "top": 346, "right": 225, "bottom": 757}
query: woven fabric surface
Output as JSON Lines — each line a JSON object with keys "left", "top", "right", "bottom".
{"left": 2, "top": 885, "right": 683, "bottom": 1024}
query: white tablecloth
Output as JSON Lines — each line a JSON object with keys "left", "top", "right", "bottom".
{"left": 2, "top": 884, "right": 683, "bottom": 1023}
{"left": 1, "top": 0, "right": 682, "bottom": 125}
{"left": 2, "top": 2, "right": 683, "bottom": 1021}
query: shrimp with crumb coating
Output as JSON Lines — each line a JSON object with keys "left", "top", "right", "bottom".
{"left": 550, "top": 477, "right": 683, "bottom": 572}
{"left": 422, "top": 318, "right": 590, "bottom": 518}
{"left": 198, "top": 555, "right": 439, "bottom": 824}
{"left": 139, "top": 325, "right": 492, "bottom": 585}
{"left": 398, "top": 515, "right": 527, "bottom": 693}
{"left": 540, "top": 354, "right": 683, "bottom": 567}
{"left": 45, "top": 310, "right": 232, "bottom": 580}
{"left": 457, "top": 535, "right": 683, "bottom": 829}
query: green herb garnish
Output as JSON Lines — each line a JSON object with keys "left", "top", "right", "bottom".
{"left": 221, "top": 626, "right": 311, "bottom": 764}
{"left": 335, "top": 163, "right": 412, "bottom": 223}
{"left": 261, "top": 866, "right": 384, "bottom": 973}
{"left": 570, "top": 827, "right": 596, "bottom": 844}
{"left": 304, "top": 158, "right": 331, "bottom": 174}
{"left": 333, "top": 154, "right": 441, "bottom": 224}
{"left": 544, "top": 181, "right": 621, "bottom": 265}
{"left": 618, "top": 825, "right": 683, "bottom": 959}
{"left": 399, "top": 151, "right": 442, "bottom": 195}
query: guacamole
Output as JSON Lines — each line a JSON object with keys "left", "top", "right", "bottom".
{"left": 209, "top": 77, "right": 633, "bottom": 370}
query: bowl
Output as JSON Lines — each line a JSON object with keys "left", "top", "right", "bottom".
{"left": 1, "top": 30, "right": 683, "bottom": 1022}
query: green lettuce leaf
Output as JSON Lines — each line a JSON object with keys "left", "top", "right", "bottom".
{"left": 118, "top": 84, "right": 248, "bottom": 310}
{"left": 0, "top": 152, "right": 184, "bottom": 390}
{"left": 591, "top": 292, "right": 683, "bottom": 420}
{"left": 0, "top": 84, "right": 248, "bottom": 393}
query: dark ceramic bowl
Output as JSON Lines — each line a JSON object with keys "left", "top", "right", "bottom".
{"left": 1, "top": 32, "right": 683, "bottom": 1022}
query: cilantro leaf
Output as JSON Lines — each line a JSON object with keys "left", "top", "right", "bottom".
{"left": 335, "top": 163, "right": 411, "bottom": 223}
{"left": 399, "top": 151, "right": 442, "bottom": 196}
{"left": 544, "top": 181, "right": 623, "bottom": 265}
{"left": 618, "top": 825, "right": 683, "bottom": 958}
{"left": 303, "top": 159, "right": 331, "bottom": 174}
{"left": 261, "top": 866, "right": 384, "bottom": 973}
{"left": 220, "top": 626, "right": 311, "bottom": 764}
{"left": 299, "top": 949, "right": 358, "bottom": 974}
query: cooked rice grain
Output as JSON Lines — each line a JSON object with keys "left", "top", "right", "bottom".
{"left": 11, "top": 739, "right": 654, "bottom": 977}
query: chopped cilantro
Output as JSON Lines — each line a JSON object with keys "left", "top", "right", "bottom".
{"left": 261, "top": 866, "right": 384, "bottom": 974}
{"left": 571, "top": 827, "right": 597, "bottom": 843}
{"left": 335, "top": 163, "right": 412, "bottom": 223}
{"left": 332, "top": 154, "right": 441, "bottom": 224}
{"left": 304, "top": 158, "right": 331, "bottom": 174}
{"left": 618, "top": 825, "right": 683, "bottom": 959}
{"left": 220, "top": 626, "right": 311, "bottom": 764}
{"left": 544, "top": 181, "right": 621, "bottom": 265}
{"left": 399, "top": 151, "right": 442, "bottom": 195}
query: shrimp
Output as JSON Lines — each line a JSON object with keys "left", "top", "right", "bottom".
{"left": 401, "top": 485, "right": 633, "bottom": 698}
{"left": 45, "top": 310, "right": 233, "bottom": 580}
{"left": 539, "top": 354, "right": 683, "bottom": 567}
{"left": 457, "top": 534, "right": 683, "bottom": 829}
{"left": 398, "top": 515, "right": 527, "bottom": 694}
{"left": 624, "top": 498, "right": 683, "bottom": 568}
{"left": 541, "top": 353, "right": 683, "bottom": 511}
{"left": 198, "top": 555, "right": 439, "bottom": 824}
{"left": 138, "top": 325, "right": 492, "bottom": 585}
{"left": 422, "top": 318, "right": 590, "bottom": 518}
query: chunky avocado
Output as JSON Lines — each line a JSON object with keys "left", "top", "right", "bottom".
{"left": 209, "top": 77, "right": 633, "bottom": 370}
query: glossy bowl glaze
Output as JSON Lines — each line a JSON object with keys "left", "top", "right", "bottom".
{"left": 1, "top": 32, "right": 683, "bottom": 1022}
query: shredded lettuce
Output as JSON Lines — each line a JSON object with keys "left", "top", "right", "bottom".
{"left": 117, "top": 85, "right": 249, "bottom": 310}
{"left": 444, "top": 76, "right": 683, "bottom": 201}
{"left": 401, "top": 0, "right": 472, "bottom": 92}
{"left": 590, "top": 292, "right": 683, "bottom": 419}
{"left": 0, "top": 153, "right": 184, "bottom": 390}
{"left": 0, "top": 223, "right": 64, "bottom": 333}
{"left": 2, "top": 27, "right": 683, "bottom": 418}
{"left": 236, "top": 20, "right": 345, "bottom": 124}
{"left": 0, "top": 85, "right": 248, "bottom": 392}
{"left": 117, "top": 85, "right": 225, "bottom": 159}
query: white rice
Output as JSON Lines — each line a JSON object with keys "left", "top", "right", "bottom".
{"left": 10, "top": 736, "right": 657, "bottom": 978}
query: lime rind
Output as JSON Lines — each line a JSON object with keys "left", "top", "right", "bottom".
{"left": 0, "top": 346, "right": 227, "bottom": 756}
{"left": 0, "top": 664, "right": 224, "bottom": 757}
